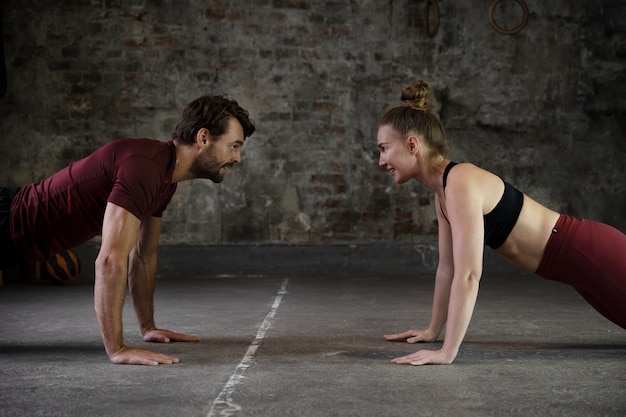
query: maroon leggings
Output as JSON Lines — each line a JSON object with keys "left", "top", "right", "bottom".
{"left": 535, "top": 214, "right": 626, "bottom": 329}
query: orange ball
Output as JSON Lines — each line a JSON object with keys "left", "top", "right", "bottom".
{"left": 45, "top": 250, "right": 81, "bottom": 285}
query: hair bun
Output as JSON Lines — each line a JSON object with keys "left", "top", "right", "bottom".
{"left": 401, "top": 79, "right": 430, "bottom": 112}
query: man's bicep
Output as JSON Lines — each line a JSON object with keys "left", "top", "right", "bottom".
{"left": 136, "top": 216, "right": 162, "bottom": 255}
{"left": 100, "top": 202, "right": 142, "bottom": 256}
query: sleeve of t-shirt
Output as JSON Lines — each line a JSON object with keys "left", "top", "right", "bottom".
{"left": 149, "top": 184, "right": 177, "bottom": 218}
{"left": 107, "top": 155, "right": 166, "bottom": 220}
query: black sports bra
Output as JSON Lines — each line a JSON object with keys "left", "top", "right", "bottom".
{"left": 441, "top": 162, "right": 524, "bottom": 249}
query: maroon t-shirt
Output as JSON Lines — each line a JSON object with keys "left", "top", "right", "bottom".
{"left": 10, "top": 138, "right": 178, "bottom": 262}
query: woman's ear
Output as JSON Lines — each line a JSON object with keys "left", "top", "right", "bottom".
{"left": 407, "top": 135, "right": 420, "bottom": 155}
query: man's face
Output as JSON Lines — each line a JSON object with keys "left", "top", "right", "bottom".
{"left": 191, "top": 118, "right": 245, "bottom": 183}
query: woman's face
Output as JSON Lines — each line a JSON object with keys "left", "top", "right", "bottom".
{"left": 377, "top": 124, "right": 415, "bottom": 184}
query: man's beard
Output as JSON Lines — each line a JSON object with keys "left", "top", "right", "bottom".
{"left": 190, "top": 149, "right": 230, "bottom": 183}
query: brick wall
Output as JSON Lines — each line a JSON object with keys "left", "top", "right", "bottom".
{"left": 1, "top": 0, "right": 625, "bottom": 247}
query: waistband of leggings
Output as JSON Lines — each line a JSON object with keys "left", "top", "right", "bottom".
{"left": 535, "top": 214, "right": 581, "bottom": 279}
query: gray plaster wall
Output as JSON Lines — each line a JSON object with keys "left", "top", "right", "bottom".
{"left": 1, "top": 0, "right": 624, "bottom": 247}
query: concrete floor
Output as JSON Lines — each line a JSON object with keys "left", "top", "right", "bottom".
{"left": 0, "top": 245, "right": 625, "bottom": 417}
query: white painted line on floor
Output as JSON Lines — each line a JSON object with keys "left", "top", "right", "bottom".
{"left": 206, "top": 278, "right": 290, "bottom": 417}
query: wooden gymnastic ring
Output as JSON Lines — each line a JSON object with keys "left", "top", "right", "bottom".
{"left": 424, "top": 0, "right": 440, "bottom": 38}
{"left": 488, "top": 0, "right": 528, "bottom": 35}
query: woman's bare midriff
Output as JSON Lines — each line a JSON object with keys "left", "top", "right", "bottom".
{"left": 495, "top": 195, "right": 561, "bottom": 273}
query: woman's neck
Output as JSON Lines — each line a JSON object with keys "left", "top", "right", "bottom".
{"left": 414, "top": 155, "right": 449, "bottom": 192}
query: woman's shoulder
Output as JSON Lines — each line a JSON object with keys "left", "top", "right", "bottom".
{"left": 446, "top": 162, "right": 495, "bottom": 186}
{"left": 445, "top": 162, "right": 506, "bottom": 208}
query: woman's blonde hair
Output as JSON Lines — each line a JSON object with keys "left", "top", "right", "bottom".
{"left": 378, "top": 79, "right": 449, "bottom": 161}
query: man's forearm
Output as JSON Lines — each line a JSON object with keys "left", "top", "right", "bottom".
{"left": 128, "top": 249, "right": 158, "bottom": 335}
{"left": 94, "top": 255, "right": 129, "bottom": 357}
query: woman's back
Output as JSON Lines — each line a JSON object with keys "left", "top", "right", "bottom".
{"left": 442, "top": 162, "right": 560, "bottom": 272}
{"left": 496, "top": 194, "right": 560, "bottom": 272}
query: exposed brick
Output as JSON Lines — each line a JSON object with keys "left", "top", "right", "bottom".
{"left": 311, "top": 174, "right": 346, "bottom": 185}
{"left": 393, "top": 210, "right": 413, "bottom": 223}
{"left": 394, "top": 223, "right": 423, "bottom": 237}
{"left": 272, "top": 0, "right": 310, "bottom": 10}
{"left": 323, "top": 199, "right": 342, "bottom": 209}
{"left": 62, "top": 0, "right": 92, "bottom": 7}
{"left": 361, "top": 211, "right": 385, "bottom": 222}
{"left": 418, "top": 196, "right": 431, "bottom": 206}
{"left": 154, "top": 36, "right": 179, "bottom": 48}
{"left": 205, "top": 11, "right": 225, "bottom": 21}
{"left": 1, "top": 0, "right": 624, "bottom": 247}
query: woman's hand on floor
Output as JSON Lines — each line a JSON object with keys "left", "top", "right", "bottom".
{"left": 383, "top": 328, "right": 437, "bottom": 344}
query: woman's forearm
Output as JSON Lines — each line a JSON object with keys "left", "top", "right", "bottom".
{"left": 428, "top": 269, "right": 453, "bottom": 336}
{"left": 441, "top": 274, "right": 481, "bottom": 357}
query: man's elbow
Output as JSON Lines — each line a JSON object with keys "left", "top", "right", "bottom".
{"left": 95, "top": 250, "right": 128, "bottom": 277}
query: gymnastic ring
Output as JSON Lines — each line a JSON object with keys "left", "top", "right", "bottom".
{"left": 424, "top": 0, "right": 440, "bottom": 38}
{"left": 488, "top": 0, "right": 528, "bottom": 35}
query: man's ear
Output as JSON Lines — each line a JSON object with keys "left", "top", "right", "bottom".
{"left": 407, "top": 135, "right": 420, "bottom": 155}
{"left": 196, "top": 128, "right": 210, "bottom": 147}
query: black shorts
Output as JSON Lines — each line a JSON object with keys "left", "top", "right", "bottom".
{"left": 0, "top": 187, "right": 23, "bottom": 269}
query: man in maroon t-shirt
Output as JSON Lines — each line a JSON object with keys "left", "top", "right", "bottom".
{"left": 0, "top": 95, "right": 255, "bottom": 365}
